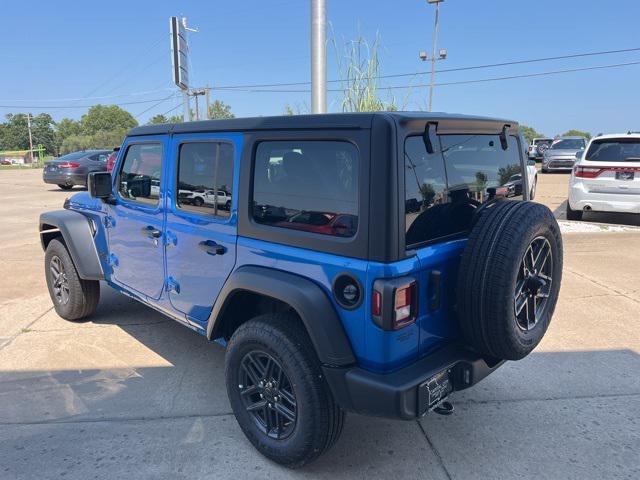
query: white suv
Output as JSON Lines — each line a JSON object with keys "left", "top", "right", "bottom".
{"left": 567, "top": 133, "right": 640, "bottom": 220}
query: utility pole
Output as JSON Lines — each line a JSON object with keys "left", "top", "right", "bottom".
{"left": 26, "top": 113, "right": 34, "bottom": 164}
{"left": 205, "top": 86, "right": 211, "bottom": 120}
{"left": 421, "top": 0, "right": 446, "bottom": 112}
{"left": 311, "top": 0, "right": 327, "bottom": 113}
{"left": 190, "top": 89, "right": 207, "bottom": 121}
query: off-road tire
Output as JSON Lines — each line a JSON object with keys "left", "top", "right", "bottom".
{"left": 225, "top": 313, "right": 344, "bottom": 468}
{"left": 566, "top": 202, "right": 583, "bottom": 221}
{"left": 58, "top": 184, "right": 73, "bottom": 190}
{"left": 44, "top": 238, "right": 100, "bottom": 321}
{"left": 457, "top": 201, "right": 562, "bottom": 360}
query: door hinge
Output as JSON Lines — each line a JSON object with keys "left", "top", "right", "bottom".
{"left": 166, "top": 277, "right": 180, "bottom": 294}
{"left": 103, "top": 215, "right": 115, "bottom": 229}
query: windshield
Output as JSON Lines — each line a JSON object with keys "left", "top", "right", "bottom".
{"left": 534, "top": 139, "right": 552, "bottom": 145}
{"left": 404, "top": 134, "right": 523, "bottom": 248}
{"left": 550, "top": 139, "right": 585, "bottom": 150}
{"left": 585, "top": 139, "right": 640, "bottom": 162}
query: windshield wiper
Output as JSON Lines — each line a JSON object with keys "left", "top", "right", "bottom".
{"left": 624, "top": 157, "right": 640, "bottom": 161}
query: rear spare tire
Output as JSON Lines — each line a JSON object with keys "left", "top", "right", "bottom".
{"left": 457, "top": 201, "right": 562, "bottom": 360}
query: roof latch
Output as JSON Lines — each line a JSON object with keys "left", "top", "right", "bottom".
{"left": 500, "top": 124, "right": 510, "bottom": 151}
{"left": 423, "top": 122, "right": 437, "bottom": 154}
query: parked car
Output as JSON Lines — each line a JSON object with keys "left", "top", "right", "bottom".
{"left": 528, "top": 137, "right": 553, "bottom": 160}
{"left": 106, "top": 147, "right": 120, "bottom": 173}
{"left": 541, "top": 136, "right": 587, "bottom": 173}
{"left": 567, "top": 133, "right": 640, "bottom": 220}
{"left": 42, "top": 150, "right": 111, "bottom": 190}
{"left": 179, "top": 188, "right": 232, "bottom": 210}
{"left": 0, "top": 159, "right": 12, "bottom": 165}
{"left": 39, "top": 113, "right": 562, "bottom": 467}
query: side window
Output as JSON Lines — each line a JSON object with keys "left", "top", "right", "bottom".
{"left": 405, "top": 134, "right": 522, "bottom": 248}
{"left": 118, "top": 143, "right": 163, "bottom": 206}
{"left": 176, "top": 142, "right": 234, "bottom": 218}
{"left": 252, "top": 140, "right": 359, "bottom": 238}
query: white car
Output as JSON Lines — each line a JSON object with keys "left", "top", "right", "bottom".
{"left": 567, "top": 133, "right": 640, "bottom": 220}
{"left": 181, "top": 189, "right": 232, "bottom": 210}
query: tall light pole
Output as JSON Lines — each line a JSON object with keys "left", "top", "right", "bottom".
{"left": 26, "top": 113, "right": 34, "bottom": 164}
{"left": 425, "top": 0, "right": 445, "bottom": 112}
{"left": 311, "top": 0, "right": 327, "bottom": 113}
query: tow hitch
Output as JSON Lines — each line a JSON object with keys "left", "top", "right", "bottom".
{"left": 433, "top": 400, "right": 454, "bottom": 416}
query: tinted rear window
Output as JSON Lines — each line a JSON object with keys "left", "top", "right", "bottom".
{"left": 56, "top": 151, "right": 87, "bottom": 161}
{"left": 405, "top": 134, "right": 522, "bottom": 248}
{"left": 585, "top": 139, "right": 640, "bottom": 162}
{"left": 252, "top": 141, "right": 358, "bottom": 238}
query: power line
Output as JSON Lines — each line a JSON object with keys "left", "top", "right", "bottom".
{"left": 1, "top": 87, "right": 173, "bottom": 104}
{"left": 211, "top": 46, "right": 640, "bottom": 90}
{"left": 204, "top": 60, "right": 640, "bottom": 93}
{"left": 0, "top": 97, "right": 182, "bottom": 109}
{"left": 134, "top": 94, "right": 177, "bottom": 119}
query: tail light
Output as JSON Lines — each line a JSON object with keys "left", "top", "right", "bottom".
{"left": 372, "top": 278, "right": 417, "bottom": 330}
{"left": 57, "top": 162, "right": 80, "bottom": 168}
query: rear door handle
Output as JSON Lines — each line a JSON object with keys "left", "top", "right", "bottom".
{"left": 198, "top": 240, "right": 226, "bottom": 256}
{"left": 141, "top": 225, "right": 162, "bottom": 238}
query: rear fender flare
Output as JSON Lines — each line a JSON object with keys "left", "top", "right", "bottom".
{"left": 207, "top": 265, "right": 356, "bottom": 366}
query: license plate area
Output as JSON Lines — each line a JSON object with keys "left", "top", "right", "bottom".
{"left": 616, "top": 171, "right": 634, "bottom": 181}
{"left": 418, "top": 369, "right": 453, "bottom": 416}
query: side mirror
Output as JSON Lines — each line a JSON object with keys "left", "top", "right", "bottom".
{"left": 88, "top": 172, "right": 112, "bottom": 199}
{"left": 527, "top": 160, "right": 536, "bottom": 166}
{"left": 575, "top": 151, "right": 583, "bottom": 160}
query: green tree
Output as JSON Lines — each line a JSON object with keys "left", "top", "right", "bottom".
{"left": 520, "top": 125, "right": 544, "bottom": 144}
{"left": 168, "top": 114, "right": 183, "bottom": 123}
{"left": 208, "top": 100, "right": 235, "bottom": 120}
{"left": 55, "top": 118, "right": 81, "bottom": 153}
{"left": 31, "top": 113, "right": 57, "bottom": 155}
{"left": 561, "top": 129, "right": 591, "bottom": 139}
{"left": 80, "top": 104, "right": 137, "bottom": 135}
{"left": 0, "top": 113, "right": 30, "bottom": 150}
{"left": 59, "top": 129, "right": 126, "bottom": 154}
{"left": 148, "top": 114, "right": 168, "bottom": 125}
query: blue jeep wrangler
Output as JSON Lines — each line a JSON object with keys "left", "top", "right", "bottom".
{"left": 39, "top": 113, "right": 562, "bottom": 467}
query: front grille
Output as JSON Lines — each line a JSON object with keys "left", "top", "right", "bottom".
{"left": 548, "top": 159, "right": 574, "bottom": 168}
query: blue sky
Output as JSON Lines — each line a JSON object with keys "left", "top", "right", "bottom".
{"left": 2, "top": 0, "right": 639, "bottom": 136}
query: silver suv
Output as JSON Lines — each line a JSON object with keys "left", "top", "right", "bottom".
{"left": 542, "top": 136, "right": 587, "bottom": 173}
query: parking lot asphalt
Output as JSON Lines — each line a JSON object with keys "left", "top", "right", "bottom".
{"left": 0, "top": 169, "right": 638, "bottom": 480}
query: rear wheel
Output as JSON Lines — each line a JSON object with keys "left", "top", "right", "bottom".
{"left": 566, "top": 202, "right": 583, "bottom": 221}
{"left": 225, "top": 313, "right": 344, "bottom": 467}
{"left": 193, "top": 196, "right": 204, "bottom": 207}
{"left": 58, "top": 184, "right": 73, "bottom": 190}
{"left": 45, "top": 238, "right": 100, "bottom": 320}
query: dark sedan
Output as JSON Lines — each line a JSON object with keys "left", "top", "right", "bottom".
{"left": 43, "top": 150, "right": 111, "bottom": 190}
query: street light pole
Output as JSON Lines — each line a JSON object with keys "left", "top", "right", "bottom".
{"left": 311, "top": 0, "right": 327, "bottom": 113}
{"left": 26, "top": 113, "right": 35, "bottom": 164}
{"left": 427, "top": 0, "right": 443, "bottom": 112}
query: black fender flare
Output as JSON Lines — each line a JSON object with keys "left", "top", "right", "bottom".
{"left": 39, "top": 210, "right": 104, "bottom": 281}
{"left": 207, "top": 265, "right": 356, "bottom": 367}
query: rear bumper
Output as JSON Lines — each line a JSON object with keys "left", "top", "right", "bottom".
{"left": 569, "top": 184, "right": 640, "bottom": 214}
{"left": 323, "top": 342, "right": 504, "bottom": 420}
{"left": 43, "top": 171, "right": 85, "bottom": 186}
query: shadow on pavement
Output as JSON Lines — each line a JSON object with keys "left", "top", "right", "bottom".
{"left": 0, "top": 287, "right": 638, "bottom": 479}
{"left": 554, "top": 199, "right": 640, "bottom": 226}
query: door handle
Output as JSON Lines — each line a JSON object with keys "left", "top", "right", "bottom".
{"left": 198, "top": 240, "right": 226, "bottom": 256}
{"left": 141, "top": 225, "right": 162, "bottom": 238}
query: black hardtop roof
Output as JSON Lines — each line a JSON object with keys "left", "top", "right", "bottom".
{"left": 128, "top": 111, "right": 519, "bottom": 137}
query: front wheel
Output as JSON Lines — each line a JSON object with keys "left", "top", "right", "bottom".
{"left": 193, "top": 196, "right": 204, "bottom": 207}
{"left": 225, "top": 313, "right": 344, "bottom": 468}
{"left": 45, "top": 238, "right": 100, "bottom": 320}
